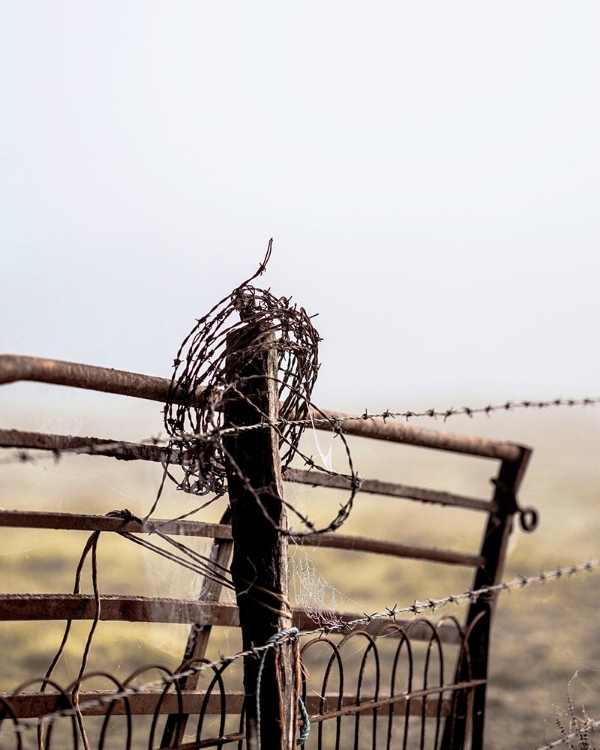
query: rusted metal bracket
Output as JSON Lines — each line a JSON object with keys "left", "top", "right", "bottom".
{"left": 491, "top": 476, "right": 539, "bottom": 532}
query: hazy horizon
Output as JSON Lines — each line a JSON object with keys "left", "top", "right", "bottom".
{"left": 2, "top": 2, "right": 600, "bottom": 411}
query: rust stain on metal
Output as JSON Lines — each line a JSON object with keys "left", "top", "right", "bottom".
{"left": 317, "top": 407, "right": 523, "bottom": 461}
{"left": 0, "top": 354, "right": 525, "bottom": 460}
{"left": 0, "top": 354, "right": 196, "bottom": 404}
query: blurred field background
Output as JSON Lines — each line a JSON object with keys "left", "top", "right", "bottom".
{"left": 0, "top": 383, "right": 598, "bottom": 749}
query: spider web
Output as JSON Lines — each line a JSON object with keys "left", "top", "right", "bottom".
{"left": 290, "top": 541, "right": 358, "bottom": 629}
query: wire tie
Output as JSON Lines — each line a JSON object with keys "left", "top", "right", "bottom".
{"left": 256, "top": 627, "right": 309, "bottom": 746}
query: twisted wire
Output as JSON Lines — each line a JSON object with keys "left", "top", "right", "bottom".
{"left": 315, "top": 560, "right": 600, "bottom": 632}
{"left": 162, "top": 240, "right": 320, "bottom": 497}
{"left": 215, "top": 395, "right": 600, "bottom": 437}
{"left": 2, "top": 393, "right": 599, "bottom": 468}
{"left": 158, "top": 240, "right": 359, "bottom": 536}
{"left": 1, "top": 557, "right": 598, "bottom": 740}
{"left": 255, "top": 627, "right": 309, "bottom": 747}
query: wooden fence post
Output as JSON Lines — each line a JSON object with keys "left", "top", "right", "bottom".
{"left": 223, "top": 320, "right": 297, "bottom": 750}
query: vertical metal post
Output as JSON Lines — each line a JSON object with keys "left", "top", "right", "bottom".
{"left": 161, "top": 509, "right": 233, "bottom": 747}
{"left": 441, "top": 445, "right": 531, "bottom": 750}
{"left": 223, "top": 321, "right": 297, "bottom": 750}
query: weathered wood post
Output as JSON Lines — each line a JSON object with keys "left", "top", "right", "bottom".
{"left": 223, "top": 317, "right": 297, "bottom": 750}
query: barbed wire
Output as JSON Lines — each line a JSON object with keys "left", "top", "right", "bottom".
{"left": 533, "top": 672, "right": 600, "bottom": 750}
{"left": 152, "top": 239, "right": 360, "bottom": 537}
{"left": 214, "top": 395, "right": 600, "bottom": 437}
{"left": 536, "top": 720, "right": 600, "bottom": 749}
{"left": 1, "top": 556, "right": 598, "bottom": 740}
{"left": 0, "top": 638, "right": 278, "bottom": 738}
{"left": 371, "top": 396, "right": 600, "bottom": 422}
{"left": 163, "top": 240, "right": 319, "bottom": 497}
{"left": 0, "top": 450, "right": 39, "bottom": 466}
{"left": 1, "top": 394, "right": 599, "bottom": 469}
{"left": 307, "top": 559, "right": 600, "bottom": 631}
{"left": 2, "top": 251, "right": 600, "bottom": 744}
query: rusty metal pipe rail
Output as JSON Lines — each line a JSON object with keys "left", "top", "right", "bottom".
{"left": 299, "top": 533, "right": 483, "bottom": 567}
{"left": 0, "top": 592, "right": 461, "bottom": 643}
{"left": 0, "top": 509, "right": 480, "bottom": 566}
{"left": 0, "top": 430, "right": 496, "bottom": 512}
{"left": 1, "top": 690, "right": 465, "bottom": 719}
{"left": 0, "top": 509, "right": 232, "bottom": 538}
{"left": 0, "top": 354, "right": 177, "bottom": 403}
{"left": 0, "top": 428, "right": 164, "bottom": 461}
{"left": 305, "top": 681, "right": 487, "bottom": 724}
{"left": 0, "top": 594, "right": 239, "bottom": 624}
{"left": 0, "top": 355, "right": 523, "bottom": 460}
{"left": 284, "top": 468, "right": 494, "bottom": 512}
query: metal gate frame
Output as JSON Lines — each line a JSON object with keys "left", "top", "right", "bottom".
{"left": 0, "top": 354, "right": 536, "bottom": 749}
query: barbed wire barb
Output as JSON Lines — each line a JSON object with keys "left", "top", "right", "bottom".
{"left": 1, "top": 556, "right": 598, "bottom": 741}
{"left": 2, "top": 393, "right": 600, "bottom": 469}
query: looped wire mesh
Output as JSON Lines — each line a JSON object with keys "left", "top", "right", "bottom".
{"left": 162, "top": 241, "right": 358, "bottom": 534}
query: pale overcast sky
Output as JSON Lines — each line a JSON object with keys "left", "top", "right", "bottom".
{"left": 2, "top": 2, "right": 599, "bottom": 413}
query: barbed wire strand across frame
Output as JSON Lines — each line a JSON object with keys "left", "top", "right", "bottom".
{"left": 1, "top": 557, "right": 598, "bottom": 742}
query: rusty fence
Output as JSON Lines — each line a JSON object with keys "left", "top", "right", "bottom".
{"left": 0, "top": 355, "right": 537, "bottom": 749}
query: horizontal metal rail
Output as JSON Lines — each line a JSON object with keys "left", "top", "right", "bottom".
{"left": 0, "top": 428, "right": 163, "bottom": 462}
{"left": 0, "top": 509, "right": 232, "bottom": 539}
{"left": 0, "top": 509, "right": 482, "bottom": 566}
{"left": 285, "top": 468, "right": 494, "bottom": 512}
{"left": 0, "top": 690, "right": 246, "bottom": 719}
{"left": 316, "top": 408, "right": 522, "bottom": 460}
{"left": 300, "top": 533, "right": 483, "bottom": 567}
{"left": 0, "top": 430, "right": 496, "bottom": 512}
{"left": 0, "top": 592, "right": 461, "bottom": 643}
{"left": 307, "top": 680, "right": 486, "bottom": 724}
{"left": 0, "top": 594, "right": 239, "bottom": 625}
{"left": 0, "top": 354, "right": 177, "bottom": 403}
{"left": 1, "top": 690, "right": 464, "bottom": 719}
{"left": 0, "top": 355, "right": 523, "bottom": 460}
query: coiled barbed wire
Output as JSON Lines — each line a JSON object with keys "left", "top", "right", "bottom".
{"left": 160, "top": 241, "right": 358, "bottom": 535}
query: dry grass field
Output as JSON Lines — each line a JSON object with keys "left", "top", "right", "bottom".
{"left": 1, "top": 387, "right": 599, "bottom": 749}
